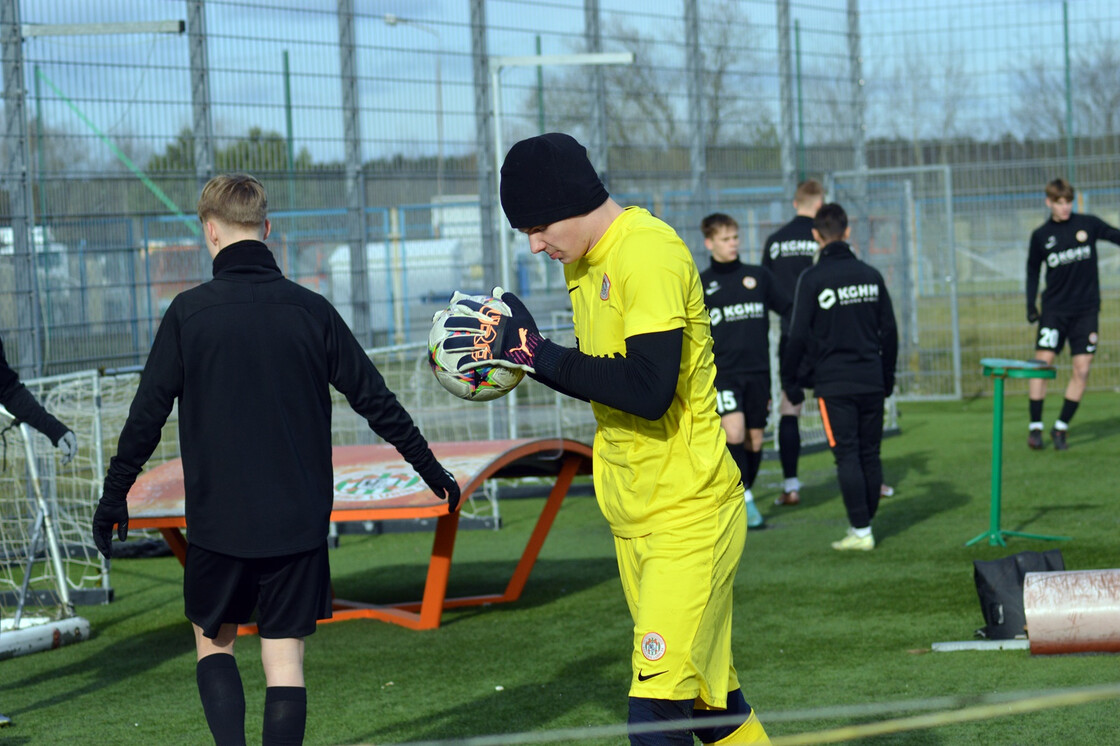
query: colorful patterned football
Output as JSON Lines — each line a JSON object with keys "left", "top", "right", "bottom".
{"left": 428, "top": 296, "right": 524, "bottom": 401}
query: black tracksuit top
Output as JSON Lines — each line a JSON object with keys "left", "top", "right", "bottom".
{"left": 699, "top": 259, "right": 791, "bottom": 376}
{"left": 782, "top": 241, "right": 898, "bottom": 398}
{"left": 1026, "top": 213, "right": 1120, "bottom": 315}
{"left": 103, "top": 240, "right": 437, "bottom": 557}
{"left": 761, "top": 215, "right": 817, "bottom": 333}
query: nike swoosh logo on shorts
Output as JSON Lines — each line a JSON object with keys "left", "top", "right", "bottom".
{"left": 637, "top": 670, "right": 667, "bottom": 682}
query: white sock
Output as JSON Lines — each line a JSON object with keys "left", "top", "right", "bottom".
{"left": 852, "top": 526, "right": 872, "bottom": 538}
{"left": 1054, "top": 420, "right": 1069, "bottom": 431}
{"left": 744, "top": 489, "right": 755, "bottom": 504}
{"left": 1029, "top": 422, "right": 1044, "bottom": 431}
{"left": 783, "top": 477, "right": 801, "bottom": 493}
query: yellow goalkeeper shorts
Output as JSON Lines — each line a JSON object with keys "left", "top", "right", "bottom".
{"left": 614, "top": 497, "right": 746, "bottom": 707}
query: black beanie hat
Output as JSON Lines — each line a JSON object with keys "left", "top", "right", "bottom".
{"left": 500, "top": 133, "right": 609, "bottom": 229}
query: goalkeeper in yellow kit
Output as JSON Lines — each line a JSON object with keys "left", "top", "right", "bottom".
{"left": 441, "top": 133, "right": 769, "bottom": 744}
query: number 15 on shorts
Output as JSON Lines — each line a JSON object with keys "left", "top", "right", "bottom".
{"left": 715, "top": 389, "right": 738, "bottom": 415}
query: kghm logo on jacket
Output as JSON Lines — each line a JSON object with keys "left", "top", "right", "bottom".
{"left": 818, "top": 283, "right": 879, "bottom": 309}
{"left": 710, "top": 302, "right": 764, "bottom": 325}
{"left": 770, "top": 239, "right": 817, "bottom": 260}
{"left": 1046, "top": 245, "right": 1091, "bottom": 267}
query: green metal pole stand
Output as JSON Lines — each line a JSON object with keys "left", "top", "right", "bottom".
{"left": 967, "top": 359, "right": 1070, "bottom": 547}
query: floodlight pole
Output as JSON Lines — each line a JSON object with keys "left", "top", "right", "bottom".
{"left": 488, "top": 52, "right": 633, "bottom": 439}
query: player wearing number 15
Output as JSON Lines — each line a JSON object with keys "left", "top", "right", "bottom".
{"left": 446, "top": 133, "right": 769, "bottom": 744}
{"left": 699, "top": 213, "right": 791, "bottom": 529}
{"left": 1025, "top": 178, "right": 1120, "bottom": 451}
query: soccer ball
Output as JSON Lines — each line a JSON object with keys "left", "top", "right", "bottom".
{"left": 428, "top": 298, "right": 525, "bottom": 401}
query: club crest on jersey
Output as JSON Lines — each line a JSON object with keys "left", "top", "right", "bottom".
{"left": 600, "top": 274, "right": 611, "bottom": 300}
{"left": 1076, "top": 230, "right": 1088, "bottom": 243}
{"left": 641, "top": 632, "right": 666, "bottom": 661}
{"left": 742, "top": 275, "right": 757, "bottom": 290}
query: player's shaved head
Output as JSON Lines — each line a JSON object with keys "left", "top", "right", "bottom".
{"left": 813, "top": 203, "right": 848, "bottom": 242}
{"left": 794, "top": 179, "right": 824, "bottom": 208}
{"left": 198, "top": 173, "right": 268, "bottom": 230}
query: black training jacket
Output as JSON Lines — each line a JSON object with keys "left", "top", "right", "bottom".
{"left": 699, "top": 259, "right": 791, "bottom": 376}
{"left": 102, "top": 240, "right": 438, "bottom": 557}
{"left": 782, "top": 241, "right": 898, "bottom": 398}
{"left": 1026, "top": 213, "right": 1120, "bottom": 315}
{"left": 761, "top": 215, "right": 817, "bottom": 332}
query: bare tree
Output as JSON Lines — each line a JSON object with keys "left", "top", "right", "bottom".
{"left": 1013, "top": 34, "right": 1120, "bottom": 140}
{"left": 522, "top": 0, "right": 765, "bottom": 150}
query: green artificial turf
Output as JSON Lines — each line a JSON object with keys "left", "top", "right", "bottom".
{"left": 4, "top": 394, "right": 1120, "bottom": 745}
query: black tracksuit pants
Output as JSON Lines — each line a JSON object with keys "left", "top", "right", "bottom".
{"left": 818, "top": 392, "right": 884, "bottom": 529}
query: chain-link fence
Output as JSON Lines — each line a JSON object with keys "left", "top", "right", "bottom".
{"left": 3, "top": 0, "right": 1119, "bottom": 400}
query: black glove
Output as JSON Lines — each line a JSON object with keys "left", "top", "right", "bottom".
{"left": 92, "top": 496, "right": 129, "bottom": 559}
{"left": 442, "top": 288, "right": 543, "bottom": 373}
{"left": 784, "top": 384, "right": 805, "bottom": 407}
{"left": 1027, "top": 305, "right": 1040, "bottom": 324}
{"left": 884, "top": 375, "right": 895, "bottom": 398}
{"left": 57, "top": 430, "right": 77, "bottom": 466}
{"left": 418, "top": 464, "right": 461, "bottom": 513}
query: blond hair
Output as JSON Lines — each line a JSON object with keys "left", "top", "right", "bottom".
{"left": 794, "top": 179, "right": 824, "bottom": 208}
{"left": 197, "top": 173, "right": 268, "bottom": 229}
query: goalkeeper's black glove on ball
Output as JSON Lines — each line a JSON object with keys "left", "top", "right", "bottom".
{"left": 442, "top": 288, "right": 543, "bottom": 373}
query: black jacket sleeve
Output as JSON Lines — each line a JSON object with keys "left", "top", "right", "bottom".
{"left": 0, "top": 336, "right": 69, "bottom": 444}
{"left": 530, "top": 328, "right": 683, "bottom": 421}
{"left": 326, "top": 306, "right": 440, "bottom": 476}
{"left": 1094, "top": 215, "right": 1120, "bottom": 248}
{"left": 1025, "top": 232, "right": 1043, "bottom": 311}
{"left": 781, "top": 275, "right": 812, "bottom": 390}
{"left": 102, "top": 308, "right": 184, "bottom": 500}
{"left": 879, "top": 285, "right": 900, "bottom": 392}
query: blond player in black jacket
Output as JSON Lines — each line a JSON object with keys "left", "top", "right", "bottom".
{"left": 782, "top": 204, "right": 898, "bottom": 552}
{"left": 93, "top": 174, "right": 459, "bottom": 746}
{"left": 761, "top": 180, "right": 823, "bottom": 505}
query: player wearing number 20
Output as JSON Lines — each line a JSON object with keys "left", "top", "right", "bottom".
{"left": 1025, "top": 178, "right": 1120, "bottom": 451}
{"left": 699, "top": 213, "right": 791, "bottom": 529}
{"left": 441, "top": 133, "right": 769, "bottom": 744}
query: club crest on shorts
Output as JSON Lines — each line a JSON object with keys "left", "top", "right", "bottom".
{"left": 600, "top": 274, "right": 611, "bottom": 301}
{"left": 742, "top": 275, "right": 757, "bottom": 290}
{"left": 1089, "top": 332, "right": 1099, "bottom": 344}
{"left": 641, "top": 632, "right": 666, "bottom": 661}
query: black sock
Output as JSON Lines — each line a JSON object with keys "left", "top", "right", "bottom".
{"left": 727, "top": 444, "right": 751, "bottom": 491}
{"left": 262, "top": 686, "right": 307, "bottom": 746}
{"left": 778, "top": 415, "right": 800, "bottom": 479}
{"left": 744, "top": 449, "right": 763, "bottom": 490}
{"left": 1058, "top": 398, "right": 1079, "bottom": 426}
{"left": 1029, "top": 398, "right": 1043, "bottom": 424}
{"left": 196, "top": 654, "right": 246, "bottom": 746}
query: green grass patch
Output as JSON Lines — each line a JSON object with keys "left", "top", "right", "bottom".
{"left": 4, "top": 395, "right": 1120, "bottom": 744}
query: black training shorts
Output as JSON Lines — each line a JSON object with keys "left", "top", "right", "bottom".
{"left": 713, "top": 371, "right": 771, "bottom": 429}
{"left": 1035, "top": 309, "right": 1098, "bottom": 356}
{"left": 184, "top": 542, "right": 332, "bottom": 639}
